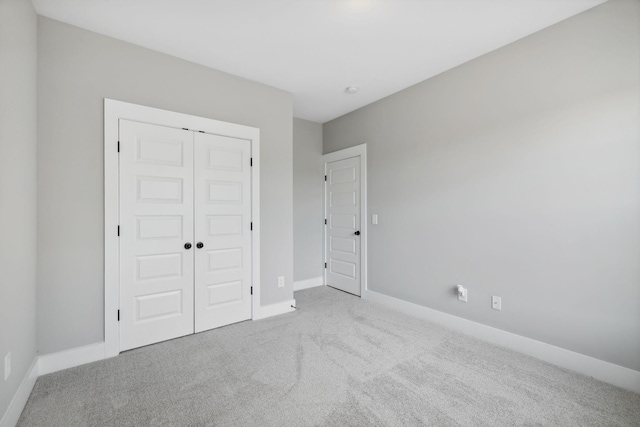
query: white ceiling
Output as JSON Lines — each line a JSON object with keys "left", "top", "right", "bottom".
{"left": 32, "top": 0, "right": 606, "bottom": 123}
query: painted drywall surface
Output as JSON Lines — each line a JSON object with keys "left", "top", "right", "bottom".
{"left": 37, "top": 17, "right": 293, "bottom": 355}
{"left": 293, "top": 118, "right": 324, "bottom": 282}
{"left": 324, "top": 0, "right": 640, "bottom": 371}
{"left": 0, "top": 0, "right": 38, "bottom": 417}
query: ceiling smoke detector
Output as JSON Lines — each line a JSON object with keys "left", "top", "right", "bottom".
{"left": 345, "top": 87, "right": 359, "bottom": 95}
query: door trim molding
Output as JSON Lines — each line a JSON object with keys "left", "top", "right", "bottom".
{"left": 322, "top": 144, "right": 367, "bottom": 296}
{"left": 104, "top": 99, "right": 261, "bottom": 358}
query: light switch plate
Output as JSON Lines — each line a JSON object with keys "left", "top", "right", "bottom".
{"left": 4, "top": 352, "right": 10, "bottom": 381}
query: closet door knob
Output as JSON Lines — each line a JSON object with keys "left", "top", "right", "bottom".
{"left": 184, "top": 243, "right": 192, "bottom": 250}
{"left": 196, "top": 242, "right": 204, "bottom": 249}
{"left": 354, "top": 231, "right": 361, "bottom": 236}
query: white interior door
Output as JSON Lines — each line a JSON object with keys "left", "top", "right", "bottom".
{"left": 119, "top": 120, "right": 254, "bottom": 350}
{"left": 194, "top": 133, "right": 252, "bottom": 332}
{"left": 325, "top": 156, "right": 361, "bottom": 296}
{"left": 119, "top": 120, "right": 195, "bottom": 351}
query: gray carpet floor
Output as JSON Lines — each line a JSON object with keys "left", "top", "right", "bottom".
{"left": 18, "top": 286, "right": 640, "bottom": 426}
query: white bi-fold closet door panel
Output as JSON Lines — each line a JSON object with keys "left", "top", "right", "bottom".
{"left": 119, "top": 120, "right": 252, "bottom": 351}
{"left": 194, "top": 132, "right": 252, "bottom": 333}
{"left": 119, "top": 121, "right": 194, "bottom": 351}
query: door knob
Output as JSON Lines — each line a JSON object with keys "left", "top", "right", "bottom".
{"left": 196, "top": 242, "right": 204, "bottom": 249}
{"left": 354, "top": 231, "right": 361, "bottom": 236}
{"left": 184, "top": 243, "right": 192, "bottom": 250}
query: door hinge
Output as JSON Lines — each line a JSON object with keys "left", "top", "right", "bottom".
{"left": 250, "top": 222, "right": 253, "bottom": 231}
{"left": 325, "top": 262, "right": 327, "bottom": 269}
{"left": 250, "top": 286, "right": 253, "bottom": 295}
{"left": 325, "top": 175, "right": 327, "bottom": 181}
{"left": 250, "top": 158, "right": 253, "bottom": 167}
{"left": 117, "top": 141, "right": 120, "bottom": 152}
{"left": 117, "top": 310, "right": 120, "bottom": 321}
{"left": 324, "top": 219, "right": 327, "bottom": 225}
{"left": 117, "top": 225, "right": 120, "bottom": 236}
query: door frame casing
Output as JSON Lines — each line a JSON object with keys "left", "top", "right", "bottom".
{"left": 104, "top": 98, "right": 261, "bottom": 358}
{"left": 322, "top": 143, "right": 367, "bottom": 296}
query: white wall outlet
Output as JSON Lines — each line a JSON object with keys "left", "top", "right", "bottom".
{"left": 278, "top": 276, "right": 285, "bottom": 288}
{"left": 4, "top": 352, "right": 11, "bottom": 381}
{"left": 492, "top": 296, "right": 502, "bottom": 310}
{"left": 372, "top": 214, "right": 378, "bottom": 225}
{"left": 457, "top": 285, "right": 467, "bottom": 302}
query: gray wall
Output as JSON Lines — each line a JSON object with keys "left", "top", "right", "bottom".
{"left": 38, "top": 17, "right": 294, "bottom": 355}
{"left": 293, "top": 118, "right": 324, "bottom": 282}
{"left": 0, "top": 0, "right": 38, "bottom": 418}
{"left": 324, "top": 0, "right": 640, "bottom": 371}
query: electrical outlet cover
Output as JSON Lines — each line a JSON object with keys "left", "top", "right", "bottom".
{"left": 458, "top": 287, "right": 468, "bottom": 302}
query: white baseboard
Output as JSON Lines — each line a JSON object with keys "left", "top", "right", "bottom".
{"left": 0, "top": 357, "right": 38, "bottom": 427}
{"left": 36, "top": 301, "right": 299, "bottom": 375}
{"left": 38, "top": 342, "right": 106, "bottom": 376}
{"left": 253, "top": 299, "right": 296, "bottom": 320}
{"left": 363, "top": 289, "right": 640, "bottom": 394}
{"left": 294, "top": 277, "right": 324, "bottom": 291}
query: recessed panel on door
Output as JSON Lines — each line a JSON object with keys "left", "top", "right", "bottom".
{"left": 330, "top": 236, "right": 356, "bottom": 255}
{"left": 207, "top": 181, "right": 242, "bottom": 204}
{"left": 194, "top": 133, "right": 252, "bottom": 333}
{"left": 208, "top": 215, "right": 243, "bottom": 236}
{"left": 119, "top": 120, "right": 195, "bottom": 351}
{"left": 207, "top": 281, "right": 242, "bottom": 307}
{"left": 136, "top": 290, "right": 183, "bottom": 321}
{"left": 207, "top": 147, "right": 243, "bottom": 171}
{"left": 331, "top": 214, "right": 356, "bottom": 229}
{"left": 136, "top": 137, "right": 184, "bottom": 166}
{"left": 136, "top": 253, "right": 183, "bottom": 280}
{"left": 136, "top": 216, "right": 183, "bottom": 240}
{"left": 325, "top": 156, "right": 361, "bottom": 296}
{"left": 208, "top": 248, "right": 242, "bottom": 271}
{"left": 330, "top": 259, "right": 357, "bottom": 279}
{"left": 137, "top": 177, "right": 183, "bottom": 203}
{"left": 330, "top": 166, "right": 356, "bottom": 184}
{"left": 330, "top": 191, "right": 356, "bottom": 208}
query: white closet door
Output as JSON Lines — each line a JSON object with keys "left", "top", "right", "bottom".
{"left": 325, "top": 156, "right": 361, "bottom": 296}
{"left": 194, "top": 133, "right": 252, "bottom": 332}
{"left": 119, "top": 120, "right": 195, "bottom": 351}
